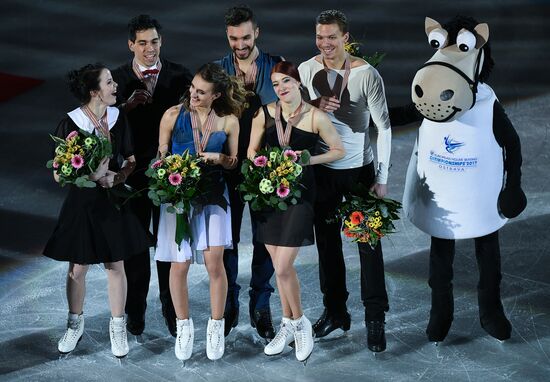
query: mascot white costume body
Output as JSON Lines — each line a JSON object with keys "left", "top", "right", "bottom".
{"left": 401, "top": 16, "right": 526, "bottom": 342}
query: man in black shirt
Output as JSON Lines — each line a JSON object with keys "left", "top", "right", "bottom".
{"left": 112, "top": 14, "right": 192, "bottom": 337}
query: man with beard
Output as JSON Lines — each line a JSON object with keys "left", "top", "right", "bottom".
{"left": 298, "top": 10, "right": 393, "bottom": 352}
{"left": 215, "top": 5, "right": 283, "bottom": 340}
{"left": 112, "top": 14, "right": 192, "bottom": 337}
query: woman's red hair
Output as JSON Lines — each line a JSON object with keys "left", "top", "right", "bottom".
{"left": 270, "top": 61, "right": 301, "bottom": 83}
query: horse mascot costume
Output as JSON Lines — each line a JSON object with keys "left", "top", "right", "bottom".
{"left": 400, "top": 15, "right": 527, "bottom": 343}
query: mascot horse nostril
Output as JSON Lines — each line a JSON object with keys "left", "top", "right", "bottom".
{"left": 440, "top": 89, "right": 454, "bottom": 101}
{"left": 414, "top": 85, "right": 424, "bottom": 98}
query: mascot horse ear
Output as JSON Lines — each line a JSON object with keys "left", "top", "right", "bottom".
{"left": 474, "top": 23, "right": 489, "bottom": 49}
{"left": 424, "top": 17, "right": 442, "bottom": 36}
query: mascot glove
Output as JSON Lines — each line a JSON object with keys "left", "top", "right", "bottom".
{"left": 498, "top": 187, "right": 527, "bottom": 218}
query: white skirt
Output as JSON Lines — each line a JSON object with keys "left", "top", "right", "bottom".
{"left": 155, "top": 191, "right": 232, "bottom": 264}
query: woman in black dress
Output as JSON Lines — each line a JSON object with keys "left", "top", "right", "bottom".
{"left": 43, "top": 63, "right": 151, "bottom": 358}
{"left": 247, "top": 61, "right": 344, "bottom": 361}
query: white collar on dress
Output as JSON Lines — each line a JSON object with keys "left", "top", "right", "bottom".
{"left": 67, "top": 106, "right": 119, "bottom": 133}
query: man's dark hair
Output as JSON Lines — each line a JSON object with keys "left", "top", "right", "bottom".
{"left": 316, "top": 10, "right": 348, "bottom": 34}
{"left": 127, "top": 14, "right": 162, "bottom": 42}
{"left": 224, "top": 5, "right": 257, "bottom": 28}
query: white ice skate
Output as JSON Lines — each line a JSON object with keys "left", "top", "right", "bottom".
{"left": 292, "top": 315, "right": 314, "bottom": 362}
{"left": 175, "top": 318, "right": 194, "bottom": 361}
{"left": 206, "top": 318, "right": 225, "bottom": 360}
{"left": 264, "top": 317, "right": 294, "bottom": 356}
{"left": 109, "top": 316, "right": 129, "bottom": 358}
{"left": 58, "top": 312, "right": 84, "bottom": 354}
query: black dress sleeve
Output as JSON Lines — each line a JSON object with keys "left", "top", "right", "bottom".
{"left": 493, "top": 101, "right": 527, "bottom": 218}
{"left": 118, "top": 112, "right": 135, "bottom": 159}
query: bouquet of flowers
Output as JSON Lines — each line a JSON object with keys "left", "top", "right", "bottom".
{"left": 46, "top": 129, "right": 112, "bottom": 188}
{"left": 145, "top": 151, "right": 202, "bottom": 246}
{"left": 334, "top": 187, "right": 402, "bottom": 248}
{"left": 344, "top": 38, "right": 386, "bottom": 68}
{"left": 239, "top": 147, "right": 310, "bottom": 212}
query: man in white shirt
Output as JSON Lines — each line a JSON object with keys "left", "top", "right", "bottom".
{"left": 298, "top": 9, "right": 392, "bottom": 352}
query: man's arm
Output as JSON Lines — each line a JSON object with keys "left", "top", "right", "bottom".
{"left": 365, "top": 68, "right": 392, "bottom": 193}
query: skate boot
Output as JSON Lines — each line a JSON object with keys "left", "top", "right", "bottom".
{"left": 109, "top": 316, "right": 129, "bottom": 358}
{"left": 264, "top": 317, "right": 294, "bottom": 356}
{"left": 206, "top": 318, "right": 225, "bottom": 360}
{"left": 58, "top": 312, "right": 84, "bottom": 354}
{"left": 175, "top": 318, "right": 194, "bottom": 360}
{"left": 292, "top": 315, "right": 314, "bottom": 362}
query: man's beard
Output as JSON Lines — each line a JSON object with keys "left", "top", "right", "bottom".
{"left": 234, "top": 43, "right": 255, "bottom": 60}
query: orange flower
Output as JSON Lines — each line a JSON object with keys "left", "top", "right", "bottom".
{"left": 343, "top": 228, "right": 354, "bottom": 238}
{"left": 350, "top": 211, "right": 364, "bottom": 225}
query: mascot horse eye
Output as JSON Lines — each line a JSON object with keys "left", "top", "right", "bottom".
{"left": 428, "top": 29, "right": 448, "bottom": 49}
{"left": 459, "top": 44, "right": 469, "bottom": 52}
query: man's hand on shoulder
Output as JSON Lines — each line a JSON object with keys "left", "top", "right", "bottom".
{"left": 311, "top": 96, "right": 340, "bottom": 113}
{"left": 123, "top": 89, "right": 152, "bottom": 112}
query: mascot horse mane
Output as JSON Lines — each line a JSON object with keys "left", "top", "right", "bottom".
{"left": 412, "top": 15, "right": 494, "bottom": 122}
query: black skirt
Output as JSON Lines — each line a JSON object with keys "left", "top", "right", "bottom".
{"left": 254, "top": 166, "right": 316, "bottom": 247}
{"left": 43, "top": 185, "right": 153, "bottom": 265}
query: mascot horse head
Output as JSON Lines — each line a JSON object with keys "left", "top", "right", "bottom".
{"left": 412, "top": 16, "right": 494, "bottom": 122}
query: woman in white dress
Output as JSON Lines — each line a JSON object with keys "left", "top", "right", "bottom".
{"left": 155, "top": 63, "right": 247, "bottom": 360}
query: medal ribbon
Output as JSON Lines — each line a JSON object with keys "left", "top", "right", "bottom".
{"left": 322, "top": 54, "right": 351, "bottom": 100}
{"left": 190, "top": 108, "right": 217, "bottom": 153}
{"left": 275, "top": 101, "right": 305, "bottom": 147}
{"left": 81, "top": 105, "right": 110, "bottom": 141}
{"left": 132, "top": 59, "right": 163, "bottom": 94}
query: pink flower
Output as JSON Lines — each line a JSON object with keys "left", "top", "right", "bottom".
{"left": 168, "top": 173, "right": 182, "bottom": 186}
{"left": 53, "top": 162, "right": 59, "bottom": 169}
{"left": 66, "top": 131, "right": 78, "bottom": 140}
{"left": 253, "top": 155, "right": 268, "bottom": 167}
{"left": 151, "top": 159, "right": 163, "bottom": 169}
{"left": 71, "top": 155, "right": 84, "bottom": 169}
{"left": 276, "top": 185, "right": 290, "bottom": 198}
{"left": 283, "top": 150, "right": 298, "bottom": 162}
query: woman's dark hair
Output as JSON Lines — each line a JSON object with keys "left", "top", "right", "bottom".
{"left": 128, "top": 14, "right": 162, "bottom": 42}
{"left": 183, "top": 63, "right": 249, "bottom": 118}
{"left": 270, "top": 61, "right": 301, "bottom": 83}
{"left": 443, "top": 15, "right": 494, "bottom": 82}
{"left": 66, "top": 63, "right": 107, "bottom": 104}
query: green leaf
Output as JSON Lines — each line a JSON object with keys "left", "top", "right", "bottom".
{"left": 147, "top": 190, "right": 160, "bottom": 203}
{"left": 294, "top": 189, "right": 301, "bottom": 198}
{"left": 46, "top": 160, "right": 54, "bottom": 169}
{"left": 278, "top": 201, "right": 288, "bottom": 211}
{"left": 251, "top": 199, "right": 260, "bottom": 211}
{"left": 243, "top": 194, "right": 253, "bottom": 201}
{"left": 290, "top": 198, "right": 297, "bottom": 205}
{"left": 299, "top": 149, "right": 311, "bottom": 165}
{"left": 166, "top": 205, "right": 176, "bottom": 214}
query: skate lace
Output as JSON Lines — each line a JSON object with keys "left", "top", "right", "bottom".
{"left": 270, "top": 323, "right": 292, "bottom": 347}
{"left": 61, "top": 320, "right": 81, "bottom": 342}
{"left": 208, "top": 321, "right": 222, "bottom": 348}
{"left": 367, "top": 321, "right": 384, "bottom": 338}
{"left": 111, "top": 322, "right": 127, "bottom": 346}
{"left": 294, "top": 323, "right": 308, "bottom": 347}
{"left": 177, "top": 323, "right": 192, "bottom": 347}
